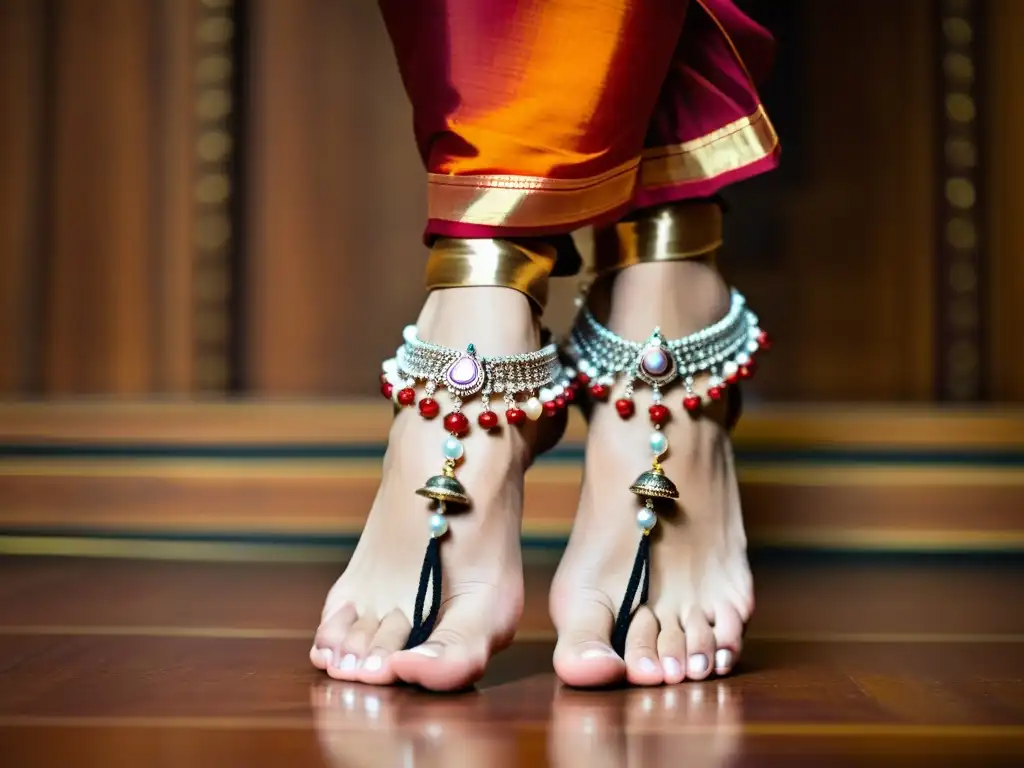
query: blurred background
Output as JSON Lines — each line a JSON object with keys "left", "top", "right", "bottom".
{"left": 0, "top": 0, "right": 1020, "bottom": 556}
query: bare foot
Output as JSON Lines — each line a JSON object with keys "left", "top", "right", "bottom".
{"left": 551, "top": 261, "right": 754, "bottom": 687}
{"left": 311, "top": 287, "right": 559, "bottom": 691}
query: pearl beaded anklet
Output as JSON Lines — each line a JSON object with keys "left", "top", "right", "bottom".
{"left": 561, "top": 289, "right": 771, "bottom": 657}
{"left": 378, "top": 325, "right": 564, "bottom": 648}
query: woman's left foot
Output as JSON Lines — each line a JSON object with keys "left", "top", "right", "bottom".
{"left": 551, "top": 261, "right": 754, "bottom": 687}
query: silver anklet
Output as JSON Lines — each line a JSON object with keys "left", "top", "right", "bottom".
{"left": 561, "top": 289, "right": 771, "bottom": 658}
{"left": 378, "top": 325, "right": 564, "bottom": 648}
{"left": 566, "top": 289, "right": 769, "bottom": 411}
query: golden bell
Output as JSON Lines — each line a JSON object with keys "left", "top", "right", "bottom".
{"left": 416, "top": 474, "right": 471, "bottom": 506}
{"left": 629, "top": 467, "right": 679, "bottom": 499}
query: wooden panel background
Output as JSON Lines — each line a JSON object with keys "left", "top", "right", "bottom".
{"left": 988, "top": 0, "right": 1024, "bottom": 400}
{"left": 0, "top": 0, "right": 215, "bottom": 396}
{"left": 0, "top": 0, "right": 1021, "bottom": 401}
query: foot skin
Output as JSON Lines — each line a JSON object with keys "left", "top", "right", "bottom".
{"left": 551, "top": 261, "right": 754, "bottom": 687}
{"left": 311, "top": 287, "right": 558, "bottom": 691}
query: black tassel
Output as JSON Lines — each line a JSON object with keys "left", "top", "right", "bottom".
{"left": 404, "top": 536, "right": 443, "bottom": 649}
{"left": 610, "top": 533, "right": 652, "bottom": 657}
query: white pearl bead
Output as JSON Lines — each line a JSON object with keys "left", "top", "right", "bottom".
{"left": 650, "top": 431, "right": 669, "bottom": 457}
{"left": 442, "top": 436, "right": 464, "bottom": 461}
{"left": 402, "top": 325, "right": 417, "bottom": 343}
{"left": 382, "top": 358, "right": 397, "bottom": 376}
{"left": 736, "top": 352, "right": 750, "bottom": 366}
{"left": 523, "top": 397, "right": 544, "bottom": 421}
{"left": 636, "top": 507, "right": 657, "bottom": 531}
{"left": 429, "top": 513, "right": 448, "bottom": 538}
{"left": 723, "top": 361, "right": 739, "bottom": 377}
{"left": 539, "top": 387, "right": 555, "bottom": 403}
{"left": 747, "top": 340, "right": 759, "bottom": 354}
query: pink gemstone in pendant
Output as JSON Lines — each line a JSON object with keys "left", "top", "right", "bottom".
{"left": 641, "top": 348, "right": 671, "bottom": 378}
{"left": 446, "top": 355, "right": 480, "bottom": 388}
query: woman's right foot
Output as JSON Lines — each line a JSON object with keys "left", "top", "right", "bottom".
{"left": 311, "top": 286, "right": 559, "bottom": 691}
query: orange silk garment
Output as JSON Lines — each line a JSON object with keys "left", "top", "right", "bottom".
{"left": 380, "top": 0, "right": 780, "bottom": 239}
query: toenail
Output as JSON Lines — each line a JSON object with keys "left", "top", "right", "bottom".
{"left": 714, "top": 649, "right": 733, "bottom": 672}
{"left": 340, "top": 653, "right": 358, "bottom": 671}
{"left": 363, "top": 655, "right": 382, "bottom": 672}
{"left": 581, "top": 648, "right": 619, "bottom": 660}
{"left": 317, "top": 648, "right": 333, "bottom": 666}
{"left": 638, "top": 657, "right": 658, "bottom": 674}
{"left": 662, "top": 657, "right": 681, "bottom": 678}
{"left": 688, "top": 653, "right": 709, "bottom": 675}
{"left": 406, "top": 644, "right": 439, "bottom": 658}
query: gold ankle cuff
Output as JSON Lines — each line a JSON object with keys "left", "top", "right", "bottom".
{"left": 593, "top": 202, "right": 723, "bottom": 276}
{"left": 425, "top": 238, "right": 557, "bottom": 312}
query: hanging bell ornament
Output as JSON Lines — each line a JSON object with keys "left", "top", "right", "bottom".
{"left": 416, "top": 466, "right": 471, "bottom": 507}
{"left": 629, "top": 465, "right": 679, "bottom": 499}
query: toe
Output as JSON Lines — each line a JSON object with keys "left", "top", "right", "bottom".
{"left": 682, "top": 608, "right": 715, "bottom": 681}
{"left": 311, "top": 603, "right": 357, "bottom": 671}
{"left": 358, "top": 609, "right": 412, "bottom": 685}
{"left": 329, "top": 612, "right": 380, "bottom": 680}
{"left": 552, "top": 597, "right": 626, "bottom": 688}
{"left": 711, "top": 603, "right": 744, "bottom": 676}
{"left": 391, "top": 593, "right": 505, "bottom": 691}
{"left": 654, "top": 611, "right": 687, "bottom": 685}
{"left": 623, "top": 606, "right": 663, "bottom": 686}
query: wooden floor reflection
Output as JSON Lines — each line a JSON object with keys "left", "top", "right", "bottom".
{"left": 0, "top": 553, "right": 1022, "bottom": 766}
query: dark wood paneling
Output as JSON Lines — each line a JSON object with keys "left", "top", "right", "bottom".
{"left": 988, "top": 0, "right": 1024, "bottom": 401}
{"left": 44, "top": 0, "right": 158, "bottom": 393}
{"left": 244, "top": 0, "right": 426, "bottom": 395}
{"left": 731, "top": 0, "right": 936, "bottom": 402}
{"left": 0, "top": 0, "right": 213, "bottom": 396}
{"left": 0, "top": 0, "right": 48, "bottom": 394}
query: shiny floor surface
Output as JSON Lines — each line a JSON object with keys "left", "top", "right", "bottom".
{"left": 0, "top": 553, "right": 1022, "bottom": 766}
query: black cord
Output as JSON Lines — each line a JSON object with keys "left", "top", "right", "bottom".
{"left": 610, "top": 533, "right": 651, "bottom": 657}
{"left": 404, "top": 537, "right": 442, "bottom": 649}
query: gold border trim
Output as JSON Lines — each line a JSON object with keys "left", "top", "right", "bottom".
{"left": 426, "top": 157, "right": 637, "bottom": 229}
{"left": 639, "top": 106, "right": 779, "bottom": 191}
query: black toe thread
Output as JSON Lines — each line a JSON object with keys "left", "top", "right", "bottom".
{"left": 404, "top": 536, "right": 443, "bottom": 649}
{"left": 610, "top": 533, "right": 651, "bottom": 657}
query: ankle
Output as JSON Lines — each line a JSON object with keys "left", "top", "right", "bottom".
{"left": 418, "top": 287, "right": 540, "bottom": 355}
{"left": 599, "top": 260, "right": 730, "bottom": 340}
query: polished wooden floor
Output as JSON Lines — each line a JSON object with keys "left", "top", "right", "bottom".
{"left": 0, "top": 551, "right": 1022, "bottom": 766}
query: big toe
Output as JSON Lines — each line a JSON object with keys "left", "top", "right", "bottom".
{"left": 390, "top": 593, "right": 512, "bottom": 691}
{"left": 553, "top": 597, "right": 626, "bottom": 688}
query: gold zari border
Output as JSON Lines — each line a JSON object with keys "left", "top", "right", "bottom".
{"left": 426, "top": 106, "right": 778, "bottom": 228}
{"left": 639, "top": 105, "right": 779, "bottom": 190}
{"left": 427, "top": 158, "right": 638, "bottom": 229}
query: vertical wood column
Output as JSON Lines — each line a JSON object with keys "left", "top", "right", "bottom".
{"left": 0, "top": 0, "right": 48, "bottom": 394}
{"left": 244, "top": 0, "right": 426, "bottom": 396}
{"left": 988, "top": 0, "right": 1024, "bottom": 401}
{"left": 935, "top": 0, "right": 987, "bottom": 401}
{"left": 0, "top": 0, "right": 231, "bottom": 396}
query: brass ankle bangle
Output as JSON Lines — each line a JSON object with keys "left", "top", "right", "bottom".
{"left": 425, "top": 237, "right": 558, "bottom": 312}
{"left": 593, "top": 202, "right": 723, "bottom": 276}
